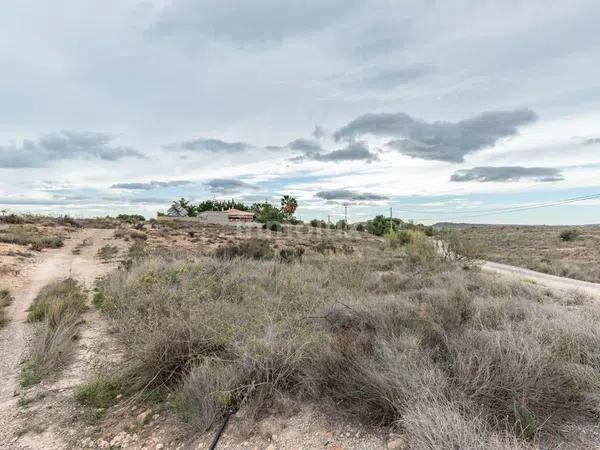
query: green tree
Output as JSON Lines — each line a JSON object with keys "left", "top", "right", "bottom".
{"left": 280, "top": 195, "right": 298, "bottom": 218}
{"left": 366, "top": 215, "right": 403, "bottom": 236}
{"left": 251, "top": 202, "right": 285, "bottom": 223}
{"left": 336, "top": 219, "right": 348, "bottom": 230}
{"left": 176, "top": 198, "right": 197, "bottom": 216}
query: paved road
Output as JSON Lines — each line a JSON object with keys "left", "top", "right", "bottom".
{"left": 481, "top": 260, "right": 600, "bottom": 298}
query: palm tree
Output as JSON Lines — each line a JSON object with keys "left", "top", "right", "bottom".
{"left": 280, "top": 195, "right": 298, "bottom": 218}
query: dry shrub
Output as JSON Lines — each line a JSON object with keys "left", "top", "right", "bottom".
{"left": 278, "top": 246, "right": 305, "bottom": 262}
{"left": 402, "top": 398, "right": 530, "bottom": 450}
{"left": 27, "top": 278, "right": 87, "bottom": 326}
{"left": 96, "top": 250, "right": 600, "bottom": 445}
{"left": 449, "top": 329, "right": 599, "bottom": 439}
{"left": 113, "top": 228, "right": 128, "bottom": 238}
{"left": 97, "top": 244, "right": 119, "bottom": 261}
{"left": 0, "top": 225, "right": 64, "bottom": 250}
{"left": 308, "top": 334, "right": 445, "bottom": 425}
{"left": 213, "top": 239, "right": 274, "bottom": 260}
{"left": 21, "top": 279, "right": 86, "bottom": 385}
{"left": 129, "top": 230, "right": 147, "bottom": 241}
{"left": 0, "top": 288, "right": 13, "bottom": 327}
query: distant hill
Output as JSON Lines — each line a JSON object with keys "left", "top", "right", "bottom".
{"left": 433, "top": 222, "right": 600, "bottom": 230}
{"left": 432, "top": 222, "right": 504, "bottom": 230}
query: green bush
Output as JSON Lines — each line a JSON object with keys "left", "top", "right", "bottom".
{"left": 116, "top": 214, "right": 146, "bottom": 224}
{"left": 384, "top": 229, "right": 412, "bottom": 248}
{"left": 75, "top": 376, "right": 121, "bottom": 408}
{"left": 560, "top": 229, "right": 580, "bottom": 242}
{"left": 262, "top": 221, "right": 283, "bottom": 232}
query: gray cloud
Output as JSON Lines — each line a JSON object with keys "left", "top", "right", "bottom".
{"left": 315, "top": 189, "right": 388, "bottom": 201}
{"left": 0, "top": 131, "right": 145, "bottom": 168}
{"left": 583, "top": 138, "right": 600, "bottom": 145}
{"left": 293, "top": 142, "right": 378, "bottom": 163}
{"left": 150, "top": 0, "right": 361, "bottom": 46}
{"left": 450, "top": 166, "right": 564, "bottom": 183}
{"left": 354, "top": 64, "right": 437, "bottom": 90}
{"left": 164, "top": 138, "right": 251, "bottom": 153}
{"left": 205, "top": 178, "right": 259, "bottom": 193}
{"left": 111, "top": 180, "right": 193, "bottom": 190}
{"left": 312, "top": 126, "right": 328, "bottom": 139}
{"left": 0, "top": 197, "right": 73, "bottom": 206}
{"left": 334, "top": 109, "right": 537, "bottom": 162}
{"left": 287, "top": 138, "right": 323, "bottom": 152}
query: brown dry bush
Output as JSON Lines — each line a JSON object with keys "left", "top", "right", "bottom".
{"left": 95, "top": 249, "right": 600, "bottom": 444}
{"left": 213, "top": 239, "right": 274, "bottom": 260}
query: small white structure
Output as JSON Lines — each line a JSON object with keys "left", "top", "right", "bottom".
{"left": 167, "top": 202, "right": 188, "bottom": 217}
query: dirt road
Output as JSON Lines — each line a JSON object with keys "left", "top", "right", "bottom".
{"left": 0, "top": 228, "right": 122, "bottom": 449}
{"left": 481, "top": 260, "right": 600, "bottom": 298}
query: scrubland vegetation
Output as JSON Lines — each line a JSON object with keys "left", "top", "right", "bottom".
{"left": 91, "top": 230, "right": 600, "bottom": 448}
{"left": 453, "top": 225, "right": 600, "bottom": 283}
{"left": 0, "top": 225, "right": 64, "bottom": 250}
{"left": 21, "top": 279, "right": 87, "bottom": 386}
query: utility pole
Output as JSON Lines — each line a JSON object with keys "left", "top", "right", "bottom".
{"left": 344, "top": 204, "right": 348, "bottom": 223}
{"left": 389, "top": 207, "right": 393, "bottom": 233}
{"left": 327, "top": 214, "right": 331, "bottom": 226}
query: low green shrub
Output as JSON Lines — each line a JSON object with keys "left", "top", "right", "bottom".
{"left": 75, "top": 376, "right": 121, "bottom": 408}
{"left": 560, "top": 229, "right": 581, "bottom": 242}
{"left": 262, "top": 221, "right": 284, "bottom": 232}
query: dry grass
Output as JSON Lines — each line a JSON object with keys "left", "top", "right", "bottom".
{"left": 0, "top": 288, "right": 13, "bottom": 327}
{"left": 453, "top": 225, "right": 600, "bottom": 283}
{"left": 21, "top": 279, "right": 87, "bottom": 386}
{"left": 97, "top": 244, "right": 119, "bottom": 261}
{"left": 95, "top": 241, "right": 600, "bottom": 446}
{"left": 0, "top": 225, "right": 64, "bottom": 251}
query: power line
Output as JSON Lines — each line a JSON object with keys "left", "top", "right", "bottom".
{"left": 415, "top": 192, "right": 600, "bottom": 222}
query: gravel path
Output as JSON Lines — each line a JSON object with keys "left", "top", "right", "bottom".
{"left": 481, "top": 260, "right": 600, "bottom": 298}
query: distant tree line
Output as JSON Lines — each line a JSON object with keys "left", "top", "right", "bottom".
{"left": 173, "top": 196, "right": 299, "bottom": 224}
{"left": 308, "top": 214, "right": 433, "bottom": 236}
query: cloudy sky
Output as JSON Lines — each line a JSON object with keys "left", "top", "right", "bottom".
{"left": 1, "top": 0, "right": 600, "bottom": 224}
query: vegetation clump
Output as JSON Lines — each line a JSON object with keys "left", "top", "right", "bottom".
{"left": 262, "top": 221, "right": 284, "bottom": 232}
{"left": 94, "top": 246, "right": 600, "bottom": 444}
{"left": 0, "top": 225, "right": 63, "bottom": 250}
{"left": 560, "top": 228, "right": 581, "bottom": 242}
{"left": 213, "top": 239, "right": 274, "bottom": 260}
{"left": 75, "top": 376, "right": 121, "bottom": 409}
{"left": 21, "top": 279, "right": 86, "bottom": 385}
{"left": 0, "top": 288, "right": 13, "bottom": 328}
{"left": 97, "top": 244, "right": 120, "bottom": 261}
